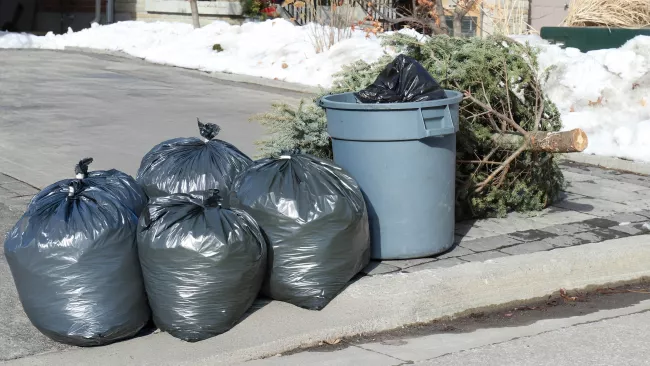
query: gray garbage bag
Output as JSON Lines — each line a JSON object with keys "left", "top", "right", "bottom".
{"left": 137, "top": 190, "right": 267, "bottom": 342}
{"left": 137, "top": 120, "right": 252, "bottom": 199}
{"left": 231, "top": 150, "right": 370, "bottom": 310}
{"left": 4, "top": 159, "right": 150, "bottom": 347}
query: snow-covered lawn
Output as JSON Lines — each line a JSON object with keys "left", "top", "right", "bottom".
{"left": 0, "top": 20, "right": 387, "bottom": 87}
{"left": 1, "top": 20, "right": 650, "bottom": 162}
{"left": 517, "top": 35, "right": 650, "bottom": 163}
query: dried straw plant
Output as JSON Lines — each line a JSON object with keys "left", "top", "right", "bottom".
{"left": 563, "top": 0, "right": 650, "bottom": 28}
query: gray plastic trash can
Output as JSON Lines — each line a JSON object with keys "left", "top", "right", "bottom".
{"left": 320, "top": 90, "right": 463, "bottom": 260}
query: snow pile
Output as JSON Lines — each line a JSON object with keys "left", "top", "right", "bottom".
{"left": 516, "top": 35, "right": 650, "bottom": 162}
{"left": 0, "top": 20, "right": 387, "bottom": 87}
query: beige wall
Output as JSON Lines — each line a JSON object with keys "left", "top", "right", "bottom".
{"left": 122, "top": 0, "right": 243, "bottom": 25}
{"left": 530, "top": 0, "right": 568, "bottom": 30}
{"left": 31, "top": 0, "right": 241, "bottom": 33}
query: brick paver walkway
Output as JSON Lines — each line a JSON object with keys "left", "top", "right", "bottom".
{"left": 364, "top": 162, "right": 650, "bottom": 275}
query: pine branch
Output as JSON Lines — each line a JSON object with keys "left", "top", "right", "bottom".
{"left": 475, "top": 144, "right": 528, "bottom": 193}
{"left": 502, "top": 59, "right": 515, "bottom": 127}
{"left": 463, "top": 91, "right": 529, "bottom": 136}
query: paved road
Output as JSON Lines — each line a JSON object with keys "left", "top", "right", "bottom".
{"left": 246, "top": 297, "right": 650, "bottom": 366}
{"left": 0, "top": 49, "right": 303, "bottom": 361}
{"left": 0, "top": 50, "right": 304, "bottom": 189}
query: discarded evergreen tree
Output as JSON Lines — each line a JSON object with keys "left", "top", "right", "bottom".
{"left": 254, "top": 34, "right": 574, "bottom": 220}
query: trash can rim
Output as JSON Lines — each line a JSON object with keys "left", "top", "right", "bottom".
{"left": 319, "top": 90, "right": 463, "bottom": 111}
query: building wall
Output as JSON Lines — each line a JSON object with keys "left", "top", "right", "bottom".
{"left": 530, "top": 0, "right": 568, "bottom": 30}
{"left": 32, "top": 0, "right": 142, "bottom": 32}
{"left": 134, "top": 0, "right": 242, "bottom": 25}
{"left": 29, "top": 0, "right": 542, "bottom": 35}
{"left": 433, "top": 0, "right": 531, "bottom": 37}
{"left": 31, "top": 0, "right": 243, "bottom": 33}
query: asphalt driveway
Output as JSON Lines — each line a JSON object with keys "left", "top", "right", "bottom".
{"left": 0, "top": 49, "right": 303, "bottom": 189}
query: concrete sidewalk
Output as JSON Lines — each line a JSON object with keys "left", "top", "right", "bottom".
{"left": 3, "top": 161, "right": 650, "bottom": 365}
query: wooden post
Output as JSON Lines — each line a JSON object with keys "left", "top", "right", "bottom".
{"left": 189, "top": 0, "right": 201, "bottom": 29}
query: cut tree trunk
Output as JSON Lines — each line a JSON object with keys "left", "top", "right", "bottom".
{"left": 436, "top": 0, "right": 448, "bottom": 34}
{"left": 189, "top": 0, "right": 200, "bottom": 29}
{"left": 453, "top": 15, "right": 462, "bottom": 36}
{"left": 491, "top": 129, "right": 588, "bottom": 153}
{"left": 452, "top": 0, "right": 478, "bottom": 36}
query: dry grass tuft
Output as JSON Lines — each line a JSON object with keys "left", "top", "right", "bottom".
{"left": 305, "top": 0, "right": 355, "bottom": 53}
{"left": 482, "top": 0, "right": 531, "bottom": 35}
{"left": 563, "top": 0, "right": 650, "bottom": 28}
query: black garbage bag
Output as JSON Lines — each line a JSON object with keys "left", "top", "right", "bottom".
{"left": 355, "top": 54, "right": 446, "bottom": 103}
{"left": 231, "top": 150, "right": 370, "bottom": 310}
{"left": 137, "top": 120, "right": 252, "bottom": 199}
{"left": 4, "top": 161, "right": 150, "bottom": 347}
{"left": 137, "top": 190, "right": 267, "bottom": 342}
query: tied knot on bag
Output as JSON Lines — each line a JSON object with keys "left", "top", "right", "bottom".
{"left": 197, "top": 118, "right": 221, "bottom": 141}
{"left": 74, "top": 157, "right": 93, "bottom": 179}
{"left": 279, "top": 148, "right": 301, "bottom": 159}
{"left": 67, "top": 180, "right": 84, "bottom": 199}
{"left": 202, "top": 189, "right": 223, "bottom": 208}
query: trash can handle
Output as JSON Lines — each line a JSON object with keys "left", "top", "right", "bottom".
{"left": 418, "top": 105, "right": 456, "bottom": 139}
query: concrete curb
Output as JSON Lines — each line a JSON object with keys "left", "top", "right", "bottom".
{"left": 562, "top": 154, "right": 650, "bottom": 175}
{"left": 13, "top": 47, "right": 322, "bottom": 95}
{"left": 6, "top": 235, "right": 650, "bottom": 366}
